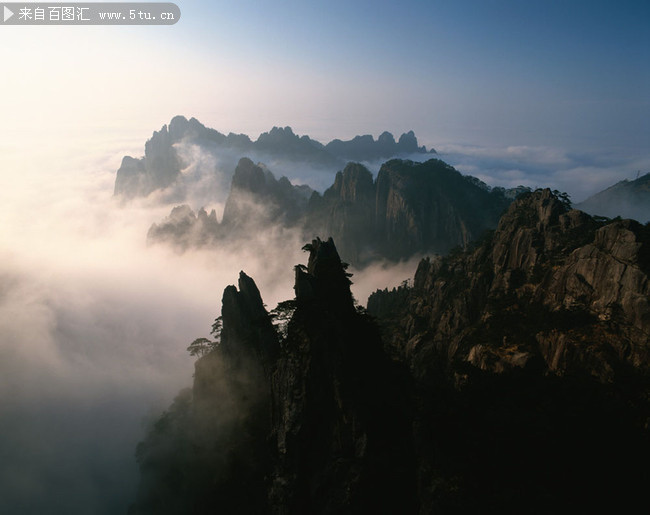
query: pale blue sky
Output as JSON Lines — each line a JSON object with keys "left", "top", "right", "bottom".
{"left": 172, "top": 0, "right": 649, "bottom": 149}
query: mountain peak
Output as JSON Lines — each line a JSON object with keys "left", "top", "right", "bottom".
{"left": 378, "top": 131, "right": 396, "bottom": 145}
{"left": 294, "top": 237, "right": 355, "bottom": 314}
{"left": 220, "top": 271, "right": 278, "bottom": 363}
{"left": 328, "top": 162, "right": 374, "bottom": 202}
{"left": 497, "top": 188, "right": 569, "bottom": 232}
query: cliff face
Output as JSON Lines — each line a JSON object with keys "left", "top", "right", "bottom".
{"left": 374, "top": 159, "right": 508, "bottom": 259}
{"left": 370, "top": 189, "right": 650, "bottom": 381}
{"left": 221, "top": 158, "right": 312, "bottom": 231}
{"left": 305, "top": 159, "right": 512, "bottom": 263}
{"left": 368, "top": 190, "right": 650, "bottom": 511}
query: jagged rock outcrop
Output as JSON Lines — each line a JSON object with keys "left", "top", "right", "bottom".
{"left": 130, "top": 271, "right": 279, "bottom": 514}
{"left": 305, "top": 163, "right": 377, "bottom": 264}
{"left": 324, "top": 130, "right": 431, "bottom": 161}
{"left": 369, "top": 188, "right": 650, "bottom": 380}
{"left": 364, "top": 190, "right": 650, "bottom": 511}
{"left": 576, "top": 172, "right": 650, "bottom": 222}
{"left": 131, "top": 238, "right": 415, "bottom": 514}
{"left": 114, "top": 120, "right": 183, "bottom": 198}
{"left": 270, "top": 238, "right": 416, "bottom": 513}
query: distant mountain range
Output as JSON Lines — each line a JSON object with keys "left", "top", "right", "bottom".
{"left": 117, "top": 118, "right": 648, "bottom": 272}
{"left": 114, "top": 116, "right": 435, "bottom": 199}
{"left": 576, "top": 172, "right": 650, "bottom": 222}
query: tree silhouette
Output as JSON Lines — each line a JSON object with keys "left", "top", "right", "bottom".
{"left": 186, "top": 316, "right": 223, "bottom": 357}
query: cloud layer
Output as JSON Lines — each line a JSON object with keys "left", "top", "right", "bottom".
{"left": 437, "top": 143, "right": 650, "bottom": 203}
{"left": 0, "top": 141, "right": 309, "bottom": 513}
{"left": 1, "top": 124, "right": 647, "bottom": 513}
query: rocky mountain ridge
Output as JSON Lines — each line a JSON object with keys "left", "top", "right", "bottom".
{"left": 114, "top": 116, "right": 435, "bottom": 199}
{"left": 576, "top": 171, "right": 650, "bottom": 223}
{"left": 148, "top": 157, "right": 514, "bottom": 266}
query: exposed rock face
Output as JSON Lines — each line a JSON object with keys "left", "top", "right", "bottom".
{"left": 369, "top": 188, "right": 650, "bottom": 381}
{"left": 114, "top": 116, "right": 435, "bottom": 200}
{"left": 577, "top": 172, "right": 650, "bottom": 222}
{"left": 307, "top": 159, "right": 512, "bottom": 263}
{"left": 365, "top": 190, "right": 650, "bottom": 511}
{"left": 305, "top": 163, "right": 377, "bottom": 264}
{"left": 374, "top": 159, "right": 508, "bottom": 259}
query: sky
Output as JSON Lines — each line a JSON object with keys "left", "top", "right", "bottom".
{"left": 1, "top": 0, "right": 647, "bottom": 198}
{"left": 0, "top": 1, "right": 648, "bottom": 513}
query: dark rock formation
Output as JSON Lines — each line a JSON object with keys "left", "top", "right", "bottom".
{"left": 254, "top": 127, "right": 433, "bottom": 164}
{"left": 324, "top": 129, "right": 430, "bottom": 162}
{"left": 130, "top": 271, "right": 278, "bottom": 514}
{"left": 576, "top": 171, "right": 650, "bottom": 223}
{"left": 254, "top": 126, "right": 333, "bottom": 164}
{"left": 130, "top": 239, "right": 415, "bottom": 514}
{"left": 270, "top": 238, "right": 416, "bottom": 513}
{"left": 133, "top": 216, "right": 649, "bottom": 513}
